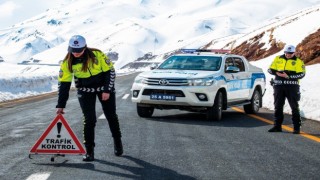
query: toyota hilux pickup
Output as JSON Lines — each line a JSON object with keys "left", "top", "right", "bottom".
{"left": 131, "top": 49, "right": 266, "bottom": 121}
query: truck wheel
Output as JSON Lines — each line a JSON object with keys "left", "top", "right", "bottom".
{"left": 207, "top": 91, "right": 223, "bottom": 121}
{"left": 244, "top": 89, "right": 261, "bottom": 114}
{"left": 137, "top": 104, "right": 154, "bottom": 118}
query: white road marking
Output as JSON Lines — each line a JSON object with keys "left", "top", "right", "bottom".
{"left": 26, "top": 172, "right": 51, "bottom": 180}
{"left": 122, "top": 94, "right": 130, "bottom": 99}
{"left": 98, "top": 114, "right": 106, "bottom": 119}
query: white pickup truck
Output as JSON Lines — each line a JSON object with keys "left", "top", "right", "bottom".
{"left": 131, "top": 49, "right": 266, "bottom": 121}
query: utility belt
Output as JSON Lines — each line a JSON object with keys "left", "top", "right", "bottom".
{"left": 272, "top": 79, "right": 299, "bottom": 85}
{"left": 78, "top": 86, "right": 105, "bottom": 93}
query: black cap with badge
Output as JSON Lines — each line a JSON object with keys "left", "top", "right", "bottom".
{"left": 68, "top": 35, "right": 87, "bottom": 53}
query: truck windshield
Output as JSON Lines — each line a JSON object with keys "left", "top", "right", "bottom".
{"left": 158, "top": 56, "right": 222, "bottom": 71}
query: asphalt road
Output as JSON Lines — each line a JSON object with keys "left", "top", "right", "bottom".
{"left": 0, "top": 73, "right": 319, "bottom": 180}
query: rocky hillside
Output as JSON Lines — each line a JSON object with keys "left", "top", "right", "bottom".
{"left": 119, "top": 3, "right": 320, "bottom": 70}
{"left": 296, "top": 28, "right": 320, "bottom": 65}
{"left": 124, "top": 25, "right": 320, "bottom": 70}
{"left": 229, "top": 28, "right": 320, "bottom": 65}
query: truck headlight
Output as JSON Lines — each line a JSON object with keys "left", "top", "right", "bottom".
{"left": 134, "top": 76, "right": 145, "bottom": 84}
{"left": 188, "top": 77, "right": 214, "bottom": 86}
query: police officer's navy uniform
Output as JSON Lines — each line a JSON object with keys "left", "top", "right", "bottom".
{"left": 56, "top": 46, "right": 122, "bottom": 161}
{"left": 268, "top": 52, "right": 305, "bottom": 133}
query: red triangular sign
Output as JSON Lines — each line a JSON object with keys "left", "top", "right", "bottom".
{"left": 30, "top": 114, "right": 86, "bottom": 155}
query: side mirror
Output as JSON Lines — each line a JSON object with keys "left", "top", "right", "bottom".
{"left": 150, "top": 63, "right": 158, "bottom": 70}
{"left": 226, "top": 66, "right": 240, "bottom": 73}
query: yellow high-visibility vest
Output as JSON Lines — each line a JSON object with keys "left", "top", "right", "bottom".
{"left": 58, "top": 50, "right": 113, "bottom": 82}
{"left": 269, "top": 55, "right": 305, "bottom": 73}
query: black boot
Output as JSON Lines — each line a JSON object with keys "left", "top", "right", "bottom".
{"left": 268, "top": 126, "right": 282, "bottom": 132}
{"left": 83, "top": 147, "right": 94, "bottom": 161}
{"left": 293, "top": 127, "right": 300, "bottom": 134}
{"left": 293, "top": 122, "right": 301, "bottom": 134}
{"left": 114, "top": 138, "right": 123, "bottom": 156}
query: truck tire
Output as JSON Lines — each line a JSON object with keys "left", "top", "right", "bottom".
{"left": 244, "top": 89, "right": 261, "bottom": 114}
{"left": 137, "top": 104, "right": 154, "bottom": 118}
{"left": 206, "top": 91, "right": 223, "bottom": 121}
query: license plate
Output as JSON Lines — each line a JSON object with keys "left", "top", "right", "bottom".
{"left": 150, "top": 94, "right": 176, "bottom": 101}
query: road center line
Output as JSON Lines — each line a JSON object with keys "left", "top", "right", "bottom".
{"left": 26, "top": 172, "right": 51, "bottom": 180}
{"left": 232, "top": 107, "right": 320, "bottom": 143}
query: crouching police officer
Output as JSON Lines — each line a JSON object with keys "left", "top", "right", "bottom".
{"left": 268, "top": 45, "right": 306, "bottom": 134}
{"left": 56, "top": 35, "right": 123, "bottom": 161}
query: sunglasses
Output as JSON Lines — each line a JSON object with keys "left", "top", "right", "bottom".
{"left": 285, "top": 52, "right": 294, "bottom": 54}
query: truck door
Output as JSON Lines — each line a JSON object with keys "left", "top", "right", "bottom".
{"left": 224, "top": 57, "right": 250, "bottom": 101}
{"left": 233, "top": 57, "right": 250, "bottom": 99}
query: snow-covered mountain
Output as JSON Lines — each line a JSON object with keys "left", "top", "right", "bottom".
{"left": 1, "top": 0, "right": 320, "bottom": 121}
{"left": 1, "top": 0, "right": 319, "bottom": 70}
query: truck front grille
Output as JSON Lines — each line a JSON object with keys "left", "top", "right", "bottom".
{"left": 145, "top": 78, "right": 189, "bottom": 86}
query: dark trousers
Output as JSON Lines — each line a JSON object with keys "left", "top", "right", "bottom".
{"left": 273, "top": 85, "right": 301, "bottom": 129}
{"left": 78, "top": 91, "right": 122, "bottom": 148}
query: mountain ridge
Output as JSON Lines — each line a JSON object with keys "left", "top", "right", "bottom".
{"left": 0, "top": 0, "right": 319, "bottom": 69}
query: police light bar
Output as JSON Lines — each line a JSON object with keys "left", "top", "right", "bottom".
{"left": 180, "top": 49, "right": 231, "bottom": 54}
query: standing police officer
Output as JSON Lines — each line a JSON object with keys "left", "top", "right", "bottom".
{"left": 268, "top": 45, "right": 305, "bottom": 134}
{"left": 56, "top": 35, "right": 123, "bottom": 161}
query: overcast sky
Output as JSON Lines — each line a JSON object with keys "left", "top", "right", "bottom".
{"left": 0, "top": 0, "right": 66, "bottom": 29}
